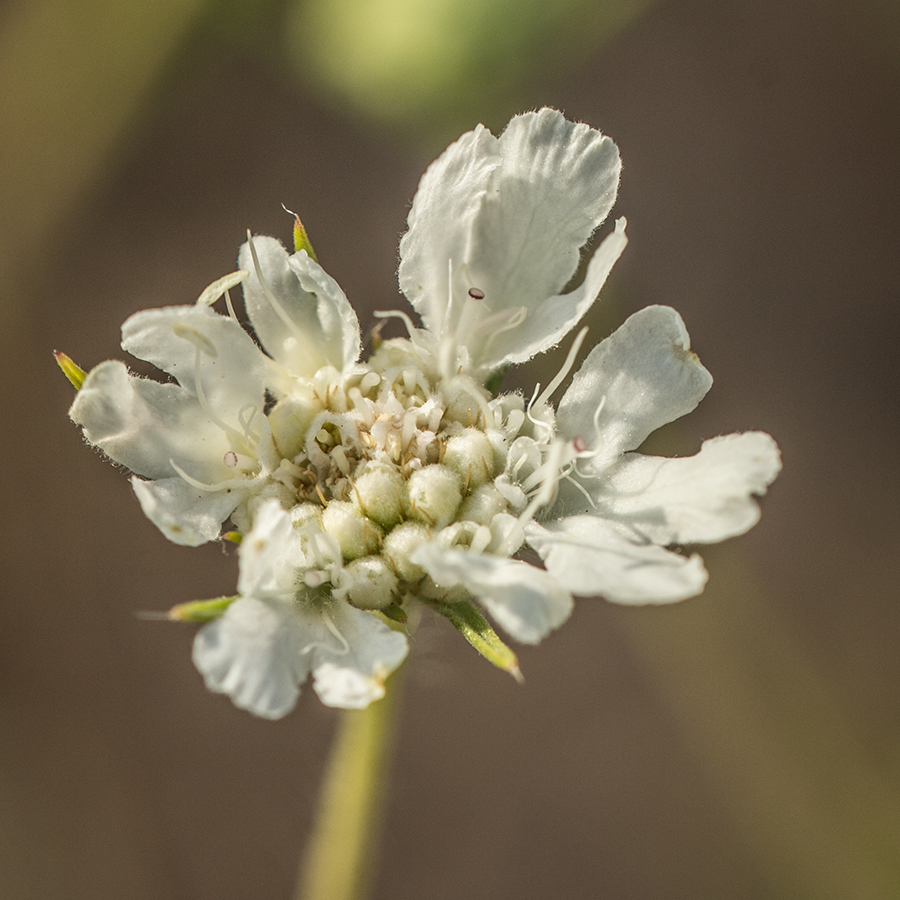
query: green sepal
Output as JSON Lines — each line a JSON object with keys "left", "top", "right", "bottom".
{"left": 222, "top": 530, "right": 243, "bottom": 544}
{"left": 379, "top": 603, "right": 408, "bottom": 625}
{"left": 168, "top": 595, "right": 238, "bottom": 623}
{"left": 422, "top": 598, "right": 522, "bottom": 681}
{"left": 54, "top": 350, "right": 86, "bottom": 390}
{"left": 292, "top": 213, "right": 318, "bottom": 262}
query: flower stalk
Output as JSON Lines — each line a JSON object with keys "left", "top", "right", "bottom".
{"left": 296, "top": 669, "right": 404, "bottom": 900}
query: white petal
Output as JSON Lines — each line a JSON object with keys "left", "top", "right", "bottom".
{"left": 591, "top": 432, "right": 782, "bottom": 545}
{"left": 400, "top": 109, "right": 621, "bottom": 373}
{"left": 556, "top": 305, "right": 713, "bottom": 470}
{"left": 237, "top": 500, "right": 302, "bottom": 599}
{"left": 413, "top": 544, "right": 573, "bottom": 643}
{"left": 193, "top": 596, "right": 309, "bottom": 719}
{"left": 308, "top": 602, "right": 408, "bottom": 708}
{"left": 398, "top": 124, "right": 503, "bottom": 336}
{"left": 131, "top": 476, "right": 243, "bottom": 546}
{"left": 238, "top": 236, "right": 360, "bottom": 377}
{"left": 526, "top": 517, "right": 708, "bottom": 605}
{"left": 472, "top": 219, "right": 627, "bottom": 373}
{"left": 70, "top": 360, "right": 231, "bottom": 482}
{"left": 121, "top": 304, "right": 266, "bottom": 424}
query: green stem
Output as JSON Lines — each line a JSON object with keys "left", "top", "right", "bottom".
{"left": 295, "top": 669, "right": 404, "bottom": 900}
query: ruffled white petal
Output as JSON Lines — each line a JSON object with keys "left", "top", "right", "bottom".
{"left": 309, "top": 602, "right": 408, "bottom": 708}
{"left": 70, "top": 360, "right": 231, "bottom": 482}
{"left": 399, "top": 108, "right": 622, "bottom": 373}
{"left": 121, "top": 304, "right": 266, "bottom": 423}
{"left": 238, "top": 237, "right": 360, "bottom": 378}
{"left": 193, "top": 596, "right": 309, "bottom": 719}
{"left": 556, "top": 305, "right": 713, "bottom": 471}
{"left": 131, "top": 476, "right": 244, "bottom": 546}
{"left": 413, "top": 544, "right": 573, "bottom": 643}
{"left": 582, "top": 432, "right": 782, "bottom": 545}
{"left": 526, "top": 517, "right": 708, "bottom": 604}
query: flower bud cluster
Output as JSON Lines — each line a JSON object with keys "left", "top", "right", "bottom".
{"left": 257, "top": 336, "right": 555, "bottom": 612}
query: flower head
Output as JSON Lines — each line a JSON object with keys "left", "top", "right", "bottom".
{"left": 64, "top": 108, "right": 779, "bottom": 718}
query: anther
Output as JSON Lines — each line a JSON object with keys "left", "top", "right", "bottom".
{"left": 468, "top": 287, "right": 485, "bottom": 300}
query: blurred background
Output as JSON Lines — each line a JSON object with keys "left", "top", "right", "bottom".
{"left": 2, "top": 0, "right": 899, "bottom": 897}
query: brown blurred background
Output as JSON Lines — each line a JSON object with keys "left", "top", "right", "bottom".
{"left": 2, "top": 0, "right": 899, "bottom": 897}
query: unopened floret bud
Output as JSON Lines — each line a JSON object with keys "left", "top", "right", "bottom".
{"left": 408, "top": 464, "right": 462, "bottom": 528}
{"left": 345, "top": 556, "right": 398, "bottom": 609}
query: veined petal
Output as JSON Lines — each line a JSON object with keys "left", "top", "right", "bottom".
{"left": 309, "top": 602, "right": 408, "bottom": 708}
{"left": 589, "top": 432, "right": 782, "bottom": 545}
{"left": 131, "top": 476, "right": 244, "bottom": 547}
{"left": 398, "top": 124, "right": 502, "bottom": 336}
{"left": 400, "top": 108, "right": 621, "bottom": 373}
{"left": 121, "top": 304, "right": 266, "bottom": 424}
{"left": 556, "top": 305, "right": 713, "bottom": 471}
{"left": 238, "top": 236, "right": 360, "bottom": 378}
{"left": 413, "top": 544, "right": 573, "bottom": 643}
{"left": 193, "top": 596, "right": 308, "bottom": 719}
{"left": 472, "top": 219, "right": 627, "bottom": 373}
{"left": 70, "top": 360, "right": 231, "bottom": 482}
{"left": 526, "top": 518, "right": 708, "bottom": 605}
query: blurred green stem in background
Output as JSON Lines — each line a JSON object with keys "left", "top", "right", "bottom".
{"left": 296, "top": 668, "right": 404, "bottom": 900}
{"left": 618, "top": 546, "right": 900, "bottom": 900}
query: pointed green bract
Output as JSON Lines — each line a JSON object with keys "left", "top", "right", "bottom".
{"left": 423, "top": 598, "right": 522, "bottom": 680}
{"left": 379, "top": 603, "right": 408, "bottom": 625}
{"left": 54, "top": 350, "right": 86, "bottom": 389}
{"left": 293, "top": 214, "right": 319, "bottom": 262}
{"left": 168, "top": 595, "right": 238, "bottom": 623}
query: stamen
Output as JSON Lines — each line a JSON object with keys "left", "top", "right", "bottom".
{"left": 518, "top": 440, "right": 566, "bottom": 526}
{"left": 401, "top": 409, "right": 417, "bottom": 450}
{"left": 524, "top": 383, "right": 554, "bottom": 439}
{"left": 223, "top": 287, "right": 239, "bottom": 323}
{"left": 331, "top": 445, "right": 350, "bottom": 476}
{"left": 360, "top": 371, "right": 381, "bottom": 392}
{"left": 237, "top": 404, "right": 260, "bottom": 444}
{"left": 468, "top": 287, "right": 485, "bottom": 300}
{"left": 480, "top": 306, "right": 527, "bottom": 357}
{"left": 534, "top": 327, "right": 589, "bottom": 410}
{"left": 169, "top": 459, "right": 256, "bottom": 493}
{"left": 373, "top": 309, "right": 418, "bottom": 340}
{"left": 195, "top": 270, "right": 249, "bottom": 308}
{"left": 349, "top": 388, "right": 375, "bottom": 427}
{"left": 561, "top": 470, "right": 599, "bottom": 510}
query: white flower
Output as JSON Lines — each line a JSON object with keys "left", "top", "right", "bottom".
{"left": 193, "top": 500, "right": 408, "bottom": 718}
{"left": 65, "top": 108, "right": 780, "bottom": 715}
